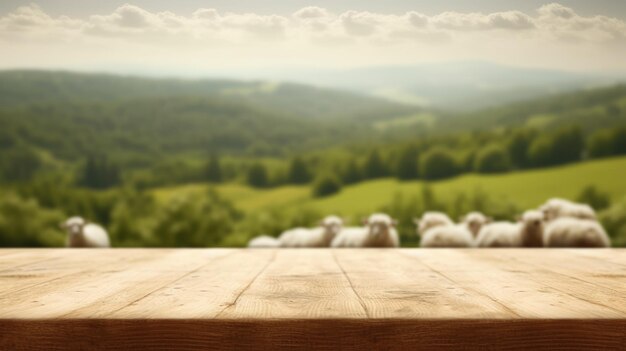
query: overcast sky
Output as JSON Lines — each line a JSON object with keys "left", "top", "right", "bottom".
{"left": 1, "top": 1, "right": 625, "bottom": 75}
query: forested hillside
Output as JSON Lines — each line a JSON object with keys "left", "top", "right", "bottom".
{"left": 0, "top": 71, "right": 415, "bottom": 120}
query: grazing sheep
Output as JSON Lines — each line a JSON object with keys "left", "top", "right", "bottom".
{"left": 61, "top": 216, "right": 110, "bottom": 248}
{"left": 475, "top": 210, "right": 544, "bottom": 248}
{"left": 278, "top": 215, "right": 344, "bottom": 248}
{"left": 415, "top": 212, "right": 473, "bottom": 248}
{"left": 247, "top": 235, "right": 280, "bottom": 248}
{"left": 544, "top": 217, "right": 611, "bottom": 248}
{"left": 331, "top": 213, "right": 399, "bottom": 248}
{"left": 416, "top": 212, "right": 454, "bottom": 234}
{"left": 539, "top": 198, "right": 596, "bottom": 221}
{"left": 459, "top": 211, "right": 491, "bottom": 238}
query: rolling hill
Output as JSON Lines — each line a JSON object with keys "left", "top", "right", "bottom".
{"left": 0, "top": 70, "right": 416, "bottom": 121}
{"left": 220, "top": 61, "right": 625, "bottom": 110}
{"left": 154, "top": 156, "right": 626, "bottom": 218}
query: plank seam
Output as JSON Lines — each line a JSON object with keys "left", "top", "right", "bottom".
{"left": 498, "top": 252, "right": 625, "bottom": 294}
{"left": 399, "top": 251, "right": 522, "bottom": 318}
{"left": 214, "top": 250, "right": 278, "bottom": 318}
{"left": 331, "top": 251, "right": 370, "bottom": 319}
{"left": 0, "top": 256, "right": 61, "bottom": 274}
{"left": 476, "top": 252, "right": 626, "bottom": 316}
{"left": 102, "top": 251, "right": 235, "bottom": 317}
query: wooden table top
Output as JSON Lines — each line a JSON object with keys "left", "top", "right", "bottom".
{"left": 1, "top": 248, "right": 625, "bottom": 350}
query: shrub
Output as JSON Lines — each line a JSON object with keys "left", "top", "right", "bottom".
{"left": 507, "top": 129, "right": 534, "bottom": 168}
{"left": 396, "top": 146, "right": 419, "bottom": 180}
{"left": 577, "top": 185, "right": 611, "bottom": 211}
{"left": 247, "top": 163, "right": 268, "bottom": 188}
{"left": 312, "top": 175, "right": 342, "bottom": 198}
{"left": 364, "top": 150, "right": 388, "bottom": 179}
{"left": 599, "top": 197, "right": 626, "bottom": 247}
{"left": 420, "top": 148, "right": 458, "bottom": 180}
{"left": 0, "top": 193, "right": 65, "bottom": 247}
{"left": 341, "top": 159, "right": 362, "bottom": 185}
{"left": 474, "top": 145, "right": 511, "bottom": 174}
{"left": 205, "top": 155, "right": 222, "bottom": 183}
{"left": 588, "top": 126, "right": 626, "bottom": 159}
{"left": 152, "top": 190, "right": 240, "bottom": 247}
{"left": 287, "top": 157, "right": 311, "bottom": 184}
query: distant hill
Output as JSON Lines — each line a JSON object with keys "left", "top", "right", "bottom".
{"left": 436, "top": 84, "right": 626, "bottom": 134}
{"left": 1, "top": 70, "right": 624, "bottom": 169}
{"left": 355, "top": 84, "right": 626, "bottom": 139}
{"left": 228, "top": 61, "right": 623, "bottom": 111}
{"left": 0, "top": 70, "right": 415, "bottom": 121}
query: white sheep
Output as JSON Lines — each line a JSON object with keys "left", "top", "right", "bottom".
{"left": 475, "top": 210, "right": 544, "bottom": 248}
{"left": 247, "top": 235, "right": 280, "bottom": 248}
{"left": 278, "top": 215, "right": 343, "bottom": 248}
{"left": 61, "top": 216, "right": 110, "bottom": 248}
{"left": 331, "top": 213, "right": 399, "bottom": 248}
{"left": 416, "top": 212, "right": 454, "bottom": 234}
{"left": 415, "top": 212, "right": 473, "bottom": 248}
{"left": 543, "top": 217, "right": 611, "bottom": 248}
{"left": 539, "top": 198, "right": 596, "bottom": 221}
{"left": 459, "top": 211, "right": 491, "bottom": 238}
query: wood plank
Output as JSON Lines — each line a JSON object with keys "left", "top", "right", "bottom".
{"left": 573, "top": 249, "right": 626, "bottom": 267}
{"left": 0, "top": 249, "right": 68, "bottom": 272}
{"left": 63, "top": 249, "right": 232, "bottom": 318}
{"left": 401, "top": 249, "right": 626, "bottom": 318}
{"left": 0, "top": 249, "right": 174, "bottom": 301}
{"left": 108, "top": 249, "right": 276, "bottom": 319}
{"left": 332, "top": 249, "right": 516, "bottom": 319}
{"left": 216, "top": 249, "right": 368, "bottom": 319}
{"left": 478, "top": 249, "right": 626, "bottom": 296}
{"left": 0, "top": 250, "right": 229, "bottom": 318}
{"left": 468, "top": 250, "right": 626, "bottom": 315}
{"left": 1, "top": 319, "right": 625, "bottom": 351}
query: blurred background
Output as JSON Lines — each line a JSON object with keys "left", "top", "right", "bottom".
{"left": 0, "top": 1, "right": 625, "bottom": 247}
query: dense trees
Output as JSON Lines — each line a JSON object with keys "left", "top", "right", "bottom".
{"left": 79, "top": 155, "right": 121, "bottom": 189}
{"left": 205, "top": 155, "right": 222, "bottom": 183}
{"left": 0, "top": 147, "right": 41, "bottom": 183}
{"left": 420, "top": 148, "right": 458, "bottom": 180}
{"left": 507, "top": 129, "right": 534, "bottom": 169}
{"left": 528, "top": 126, "right": 584, "bottom": 167}
{"left": 588, "top": 127, "right": 626, "bottom": 159}
{"left": 247, "top": 163, "right": 269, "bottom": 188}
{"left": 287, "top": 157, "right": 311, "bottom": 184}
{"left": 474, "top": 145, "right": 511, "bottom": 174}
{"left": 341, "top": 159, "right": 362, "bottom": 185}
{"left": 364, "top": 150, "right": 388, "bottom": 179}
{"left": 396, "top": 146, "right": 419, "bottom": 180}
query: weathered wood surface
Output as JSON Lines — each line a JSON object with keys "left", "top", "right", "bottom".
{"left": 0, "top": 249, "right": 625, "bottom": 350}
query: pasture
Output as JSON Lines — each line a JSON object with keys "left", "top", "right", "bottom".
{"left": 153, "top": 156, "right": 626, "bottom": 218}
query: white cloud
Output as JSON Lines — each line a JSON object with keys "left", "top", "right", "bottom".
{"left": 0, "top": 3, "right": 624, "bottom": 72}
{"left": 538, "top": 3, "right": 577, "bottom": 19}
{"left": 293, "top": 6, "right": 330, "bottom": 20}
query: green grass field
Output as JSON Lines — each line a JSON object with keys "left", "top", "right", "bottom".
{"left": 153, "top": 156, "right": 626, "bottom": 217}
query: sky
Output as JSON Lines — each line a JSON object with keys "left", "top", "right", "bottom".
{"left": 0, "top": 1, "right": 625, "bottom": 75}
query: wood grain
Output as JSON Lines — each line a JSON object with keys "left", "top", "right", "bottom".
{"left": 0, "top": 249, "right": 625, "bottom": 350}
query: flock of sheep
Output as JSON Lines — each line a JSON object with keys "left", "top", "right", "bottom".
{"left": 248, "top": 198, "right": 611, "bottom": 248}
{"left": 58, "top": 198, "right": 610, "bottom": 248}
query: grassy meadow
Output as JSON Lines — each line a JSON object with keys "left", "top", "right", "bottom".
{"left": 154, "top": 155, "right": 626, "bottom": 226}
{"left": 152, "top": 156, "right": 626, "bottom": 215}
